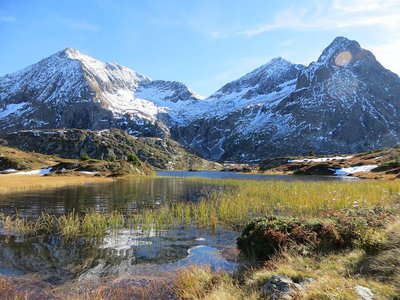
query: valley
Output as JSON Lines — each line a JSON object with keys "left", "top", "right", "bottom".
{"left": 1, "top": 36, "right": 400, "bottom": 299}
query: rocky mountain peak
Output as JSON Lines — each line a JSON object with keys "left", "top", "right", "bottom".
{"left": 209, "top": 57, "right": 303, "bottom": 101}
{"left": 61, "top": 47, "right": 85, "bottom": 58}
{"left": 317, "top": 37, "right": 375, "bottom": 67}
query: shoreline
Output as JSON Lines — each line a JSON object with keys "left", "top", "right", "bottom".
{"left": 0, "top": 175, "right": 114, "bottom": 195}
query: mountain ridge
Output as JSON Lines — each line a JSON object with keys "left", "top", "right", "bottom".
{"left": 1, "top": 37, "right": 399, "bottom": 162}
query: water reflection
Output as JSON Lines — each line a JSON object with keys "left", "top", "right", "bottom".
{"left": 0, "top": 177, "right": 222, "bottom": 217}
{"left": 0, "top": 228, "right": 237, "bottom": 283}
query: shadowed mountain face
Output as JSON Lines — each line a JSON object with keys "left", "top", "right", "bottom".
{"left": 1, "top": 37, "right": 399, "bottom": 162}
{"left": 174, "top": 37, "right": 400, "bottom": 161}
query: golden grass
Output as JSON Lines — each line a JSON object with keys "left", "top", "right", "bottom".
{"left": 244, "top": 250, "right": 397, "bottom": 299}
{"left": 0, "top": 175, "right": 113, "bottom": 195}
{"left": 67, "top": 280, "right": 172, "bottom": 300}
{"left": 358, "top": 221, "right": 400, "bottom": 290}
{"left": 171, "top": 246, "right": 398, "bottom": 299}
{"left": 144, "top": 179, "right": 400, "bottom": 231}
{"left": 1, "top": 178, "right": 400, "bottom": 299}
{"left": 173, "top": 266, "right": 258, "bottom": 300}
{"left": 2, "top": 178, "right": 400, "bottom": 238}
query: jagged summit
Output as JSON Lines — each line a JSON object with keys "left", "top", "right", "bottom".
{"left": 61, "top": 47, "right": 84, "bottom": 57}
{"left": 317, "top": 36, "right": 375, "bottom": 67}
{"left": 207, "top": 56, "right": 304, "bottom": 104}
{"left": 0, "top": 48, "right": 202, "bottom": 137}
{"left": 174, "top": 36, "right": 400, "bottom": 161}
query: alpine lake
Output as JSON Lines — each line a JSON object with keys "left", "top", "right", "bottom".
{"left": 0, "top": 171, "right": 357, "bottom": 285}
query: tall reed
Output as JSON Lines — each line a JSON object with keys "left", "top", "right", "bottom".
{"left": 1, "top": 179, "right": 399, "bottom": 238}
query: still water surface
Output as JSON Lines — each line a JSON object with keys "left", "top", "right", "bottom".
{"left": 0, "top": 171, "right": 354, "bottom": 283}
{"left": 0, "top": 171, "right": 355, "bottom": 217}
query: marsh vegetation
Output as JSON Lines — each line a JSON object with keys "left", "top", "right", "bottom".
{"left": 0, "top": 176, "right": 399, "bottom": 299}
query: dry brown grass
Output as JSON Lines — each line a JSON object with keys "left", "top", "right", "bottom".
{"left": 358, "top": 220, "right": 400, "bottom": 291}
{"left": 0, "top": 175, "right": 113, "bottom": 195}
{"left": 0, "top": 275, "right": 58, "bottom": 300}
{"left": 70, "top": 281, "right": 172, "bottom": 300}
{"left": 0, "top": 276, "right": 27, "bottom": 300}
{"left": 173, "top": 266, "right": 258, "bottom": 300}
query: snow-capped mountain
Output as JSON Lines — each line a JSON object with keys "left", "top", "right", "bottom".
{"left": 1, "top": 37, "right": 400, "bottom": 162}
{"left": 176, "top": 37, "right": 400, "bottom": 161}
{"left": 172, "top": 57, "right": 306, "bottom": 160}
{"left": 0, "top": 47, "right": 202, "bottom": 137}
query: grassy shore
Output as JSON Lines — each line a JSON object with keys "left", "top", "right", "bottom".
{"left": 1, "top": 220, "right": 399, "bottom": 299}
{"left": 1, "top": 178, "right": 400, "bottom": 299}
{"left": 0, "top": 175, "right": 113, "bottom": 195}
{"left": 171, "top": 218, "right": 400, "bottom": 300}
{"left": 1, "top": 178, "right": 400, "bottom": 237}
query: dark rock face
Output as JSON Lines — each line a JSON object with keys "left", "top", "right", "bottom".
{"left": 172, "top": 58, "right": 305, "bottom": 161}
{"left": 1, "top": 37, "right": 399, "bottom": 163}
{"left": 174, "top": 37, "right": 400, "bottom": 161}
{"left": 274, "top": 37, "right": 400, "bottom": 156}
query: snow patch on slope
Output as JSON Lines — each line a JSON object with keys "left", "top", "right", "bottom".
{"left": 0, "top": 103, "right": 30, "bottom": 119}
{"left": 331, "top": 165, "right": 378, "bottom": 175}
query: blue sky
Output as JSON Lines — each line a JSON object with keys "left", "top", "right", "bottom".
{"left": 1, "top": 0, "right": 399, "bottom": 96}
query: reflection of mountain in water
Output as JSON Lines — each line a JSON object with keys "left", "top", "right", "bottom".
{"left": 0, "top": 228, "right": 237, "bottom": 284}
{"left": 0, "top": 177, "right": 224, "bottom": 217}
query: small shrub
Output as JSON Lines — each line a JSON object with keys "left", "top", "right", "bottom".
{"left": 237, "top": 215, "right": 360, "bottom": 261}
{"left": 80, "top": 152, "right": 90, "bottom": 161}
{"left": 127, "top": 153, "right": 141, "bottom": 165}
{"left": 356, "top": 228, "right": 386, "bottom": 255}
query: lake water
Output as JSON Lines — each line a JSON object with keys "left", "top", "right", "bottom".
{"left": 0, "top": 171, "right": 355, "bottom": 284}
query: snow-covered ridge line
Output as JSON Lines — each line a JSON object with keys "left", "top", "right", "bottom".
{"left": 1, "top": 36, "right": 400, "bottom": 162}
{"left": 288, "top": 156, "right": 354, "bottom": 163}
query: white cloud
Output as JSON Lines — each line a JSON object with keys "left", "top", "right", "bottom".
{"left": 369, "top": 39, "right": 400, "bottom": 75}
{"left": 210, "top": 0, "right": 400, "bottom": 75}
{"left": 235, "top": 0, "right": 400, "bottom": 36}
{"left": 0, "top": 15, "right": 16, "bottom": 22}
{"left": 332, "top": 0, "right": 399, "bottom": 13}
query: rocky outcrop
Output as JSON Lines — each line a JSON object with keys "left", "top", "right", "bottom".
{"left": 355, "top": 285, "right": 374, "bottom": 300}
{"left": 260, "top": 275, "right": 313, "bottom": 300}
{"left": 1, "top": 128, "right": 214, "bottom": 170}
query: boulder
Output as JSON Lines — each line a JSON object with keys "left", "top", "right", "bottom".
{"left": 260, "top": 275, "right": 301, "bottom": 300}
{"left": 355, "top": 285, "right": 374, "bottom": 300}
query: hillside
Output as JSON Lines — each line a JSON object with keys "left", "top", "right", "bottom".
{"left": 0, "top": 128, "right": 217, "bottom": 171}
{"left": 258, "top": 146, "right": 400, "bottom": 179}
